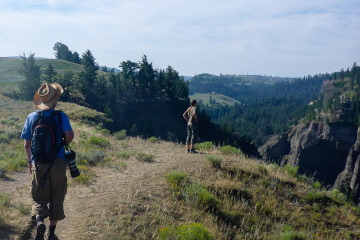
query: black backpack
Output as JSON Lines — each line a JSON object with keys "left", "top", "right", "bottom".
{"left": 31, "top": 111, "right": 61, "bottom": 163}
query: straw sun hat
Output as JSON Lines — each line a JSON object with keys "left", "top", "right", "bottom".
{"left": 33, "top": 83, "right": 64, "bottom": 110}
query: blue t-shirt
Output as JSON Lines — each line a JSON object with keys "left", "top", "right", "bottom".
{"left": 20, "top": 109, "right": 72, "bottom": 162}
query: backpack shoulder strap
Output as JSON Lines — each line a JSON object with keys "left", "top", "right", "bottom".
{"left": 56, "top": 111, "right": 69, "bottom": 151}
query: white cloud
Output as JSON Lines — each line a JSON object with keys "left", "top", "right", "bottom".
{"left": 0, "top": 0, "right": 359, "bottom": 76}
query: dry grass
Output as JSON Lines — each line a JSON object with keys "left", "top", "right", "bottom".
{"left": 1, "top": 94, "right": 360, "bottom": 239}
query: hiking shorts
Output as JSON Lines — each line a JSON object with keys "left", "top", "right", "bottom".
{"left": 186, "top": 124, "right": 198, "bottom": 145}
{"left": 31, "top": 158, "right": 67, "bottom": 221}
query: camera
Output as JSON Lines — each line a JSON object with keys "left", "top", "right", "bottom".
{"left": 65, "top": 150, "right": 80, "bottom": 178}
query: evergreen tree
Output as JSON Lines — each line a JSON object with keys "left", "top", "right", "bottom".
{"left": 72, "top": 51, "right": 81, "bottom": 64}
{"left": 18, "top": 53, "right": 41, "bottom": 100}
{"left": 42, "top": 63, "right": 57, "bottom": 83}
{"left": 53, "top": 42, "right": 73, "bottom": 61}
{"left": 57, "top": 71, "right": 75, "bottom": 102}
{"left": 79, "top": 50, "right": 99, "bottom": 106}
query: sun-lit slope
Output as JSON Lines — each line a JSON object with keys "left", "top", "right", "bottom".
{"left": 190, "top": 92, "right": 240, "bottom": 107}
{"left": 1, "top": 94, "right": 360, "bottom": 240}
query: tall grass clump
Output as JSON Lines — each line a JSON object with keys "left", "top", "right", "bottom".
{"left": 89, "top": 136, "right": 110, "bottom": 148}
{"left": 136, "top": 153, "right": 155, "bottom": 162}
{"left": 148, "top": 136, "right": 158, "bottom": 143}
{"left": 99, "top": 129, "right": 110, "bottom": 136}
{"left": 283, "top": 164, "right": 299, "bottom": 178}
{"left": 219, "top": 145, "right": 242, "bottom": 155}
{"left": 167, "top": 171, "right": 188, "bottom": 188}
{"left": 158, "top": 223, "right": 214, "bottom": 240}
{"left": 0, "top": 194, "right": 11, "bottom": 208}
{"left": 113, "top": 129, "right": 127, "bottom": 140}
{"left": 194, "top": 142, "right": 214, "bottom": 151}
{"left": 206, "top": 155, "right": 222, "bottom": 169}
{"left": 72, "top": 166, "right": 94, "bottom": 185}
{"left": 185, "top": 183, "right": 220, "bottom": 210}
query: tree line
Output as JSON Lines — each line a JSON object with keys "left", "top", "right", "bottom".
{"left": 17, "top": 47, "right": 189, "bottom": 133}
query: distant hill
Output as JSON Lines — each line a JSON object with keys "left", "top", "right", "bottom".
{"left": 189, "top": 92, "right": 240, "bottom": 107}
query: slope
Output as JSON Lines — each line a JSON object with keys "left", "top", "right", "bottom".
{"left": 189, "top": 92, "right": 240, "bottom": 107}
{"left": 1, "top": 95, "right": 360, "bottom": 240}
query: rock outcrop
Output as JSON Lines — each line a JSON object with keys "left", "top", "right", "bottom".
{"left": 334, "top": 127, "right": 360, "bottom": 202}
{"left": 260, "top": 121, "right": 357, "bottom": 186}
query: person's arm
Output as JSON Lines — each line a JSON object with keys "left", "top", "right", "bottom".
{"left": 24, "top": 140, "right": 32, "bottom": 173}
{"left": 183, "top": 109, "right": 189, "bottom": 122}
{"left": 64, "top": 130, "right": 74, "bottom": 145}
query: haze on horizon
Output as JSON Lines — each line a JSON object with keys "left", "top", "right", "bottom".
{"left": 0, "top": 0, "right": 359, "bottom": 77}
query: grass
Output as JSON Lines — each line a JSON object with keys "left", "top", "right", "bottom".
{"left": 283, "top": 164, "right": 299, "bottom": 178}
{"left": 72, "top": 165, "right": 94, "bottom": 185}
{"left": 77, "top": 150, "right": 105, "bottom": 166}
{"left": 136, "top": 153, "right": 155, "bottom": 162}
{"left": 218, "top": 145, "right": 242, "bottom": 155}
{"left": 206, "top": 155, "right": 222, "bottom": 169}
{"left": 194, "top": 141, "right": 214, "bottom": 151}
{"left": 89, "top": 136, "right": 110, "bottom": 148}
{"left": 158, "top": 223, "right": 214, "bottom": 240}
{"left": 148, "top": 136, "right": 158, "bottom": 143}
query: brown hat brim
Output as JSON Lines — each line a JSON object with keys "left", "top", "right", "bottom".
{"left": 33, "top": 83, "right": 64, "bottom": 110}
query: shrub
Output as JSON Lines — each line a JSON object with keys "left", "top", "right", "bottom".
{"left": 313, "top": 181, "right": 321, "bottom": 190}
{"left": 219, "top": 145, "right": 242, "bottom": 155}
{"left": 89, "top": 136, "right": 110, "bottom": 148}
{"left": 258, "top": 164, "right": 268, "bottom": 175}
{"left": 136, "top": 153, "right": 155, "bottom": 162}
{"left": 185, "top": 183, "right": 219, "bottom": 210}
{"left": 158, "top": 223, "right": 214, "bottom": 240}
{"left": 206, "top": 155, "right": 222, "bottom": 169}
{"left": 194, "top": 142, "right": 214, "bottom": 151}
{"left": 6, "top": 130, "right": 21, "bottom": 141}
{"left": 283, "top": 164, "right": 298, "bottom": 178}
{"left": 77, "top": 150, "right": 105, "bottom": 166}
{"left": 1, "top": 158, "right": 27, "bottom": 172}
{"left": 113, "top": 129, "right": 127, "bottom": 140}
{"left": 99, "top": 129, "right": 110, "bottom": 136}
{"left": 148, "top": 136, "right": 158, "bottom": 143}
{"left": 328, "top": 189, "right": 347, "bottom": 203}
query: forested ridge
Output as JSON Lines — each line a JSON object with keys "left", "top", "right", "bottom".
{"left": 190, "top": 69, "right": 359, "bottom": 145}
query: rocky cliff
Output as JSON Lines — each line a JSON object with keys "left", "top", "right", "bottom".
{"left": 260, "top": 68, "right": 360, "bottom": 192}
{"left": 334, "top": 127, "right": 360, "bottom": 202}
{"left": 260, "top": 121, "right": 357, "bottom": 186}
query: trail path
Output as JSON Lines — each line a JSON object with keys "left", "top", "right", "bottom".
{"left": 1, "top": 140, "right": 207, "bottom": 240}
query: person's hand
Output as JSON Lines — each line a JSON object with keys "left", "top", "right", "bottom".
{"left": 28, "top": 162, "right": 32, "bottom": 174}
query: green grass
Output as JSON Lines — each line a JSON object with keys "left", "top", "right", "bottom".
{"left": 218, "top": 145, "right": 242, "bottom": 155}
{"left": 113, "top": 129, "right": 127, "bottom": 140}
{"left": 167, "top": 171, "right": 188, "bottom": 188}
{"left": 189, "top": 92, "right": 240, "bottom": 107}
{"left": 148, "top": 136, "right": 158, "bottom": 143}
{"left": 89, "top": 136, "right": 110, "bottom": 148}
{"left": 72, "top": 165, "right": 94, "bottom": 185}
{"left": 158, "top": 223, "right": 214, "bottom": 240}
{"left": 0, "top": 193, "right": 11, "bottom": 209}
{"left": 136, "top": 153, "right": 155, "bottom": 162}
{"left": 206, "top": 155, "right": 222, "bottom": 169}
{"left": 194, "top": 141, "right": 214, "bottom": 151}
{"left": 185, "top": 183, "right": 220, "bottom": 210}
{"left": 283, "top": 164, "right": 299, "bottom": 178}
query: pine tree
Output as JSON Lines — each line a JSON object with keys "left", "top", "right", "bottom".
{"left": 18, "top": 53, "right": 41, "bottom": 100}
{"left": 43, "top": 63, "right": 57, "bottom": 83}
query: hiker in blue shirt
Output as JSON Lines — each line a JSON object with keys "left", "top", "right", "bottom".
{"left": 21, "top": 83, "right": 74, "bottom": 240}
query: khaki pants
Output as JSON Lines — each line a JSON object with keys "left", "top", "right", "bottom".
{"left": 31, "top": 158, "right": 67, "bottom": 221}
{"left": 186, "top": 124, "right": 198, "bottom": 144}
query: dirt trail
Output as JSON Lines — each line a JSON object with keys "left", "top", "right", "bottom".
{"left": 1, "top": 141, "right": 205, "bottom": 240}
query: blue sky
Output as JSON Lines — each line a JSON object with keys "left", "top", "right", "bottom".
{"left": 0, "top": 0, "right": 359, "bottom": 77}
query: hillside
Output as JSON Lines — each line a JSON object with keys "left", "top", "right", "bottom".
{"left": 189, "top": 92, "right": 240, "bottom": 107}
{"left": 0, "top": 57, "right": 84, "bottom": 93}
{"left": 1, "top": 94, "right": 360, "bottom": 239}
